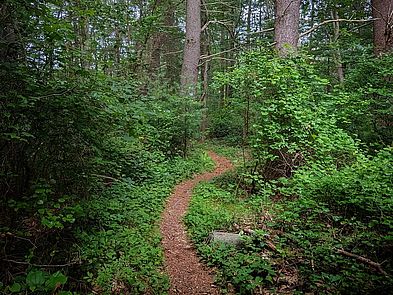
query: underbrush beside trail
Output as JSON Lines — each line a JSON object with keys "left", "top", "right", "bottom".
{"left": 185, "top": 146, "right": 393, "bottom": 294}
{"left": 75, "top": 149, "right": 214, "bottom": 294}
{"left": 186, "top": 52, "right": 392, "bottom": 294}
{"left": 1, "top": 47, "right": 209, "bottom": 293}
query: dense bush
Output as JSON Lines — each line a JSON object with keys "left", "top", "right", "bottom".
{"left": 186, "top": 51, "right": 392, "bottom": 294}
{"left": 1, "top": 60, "right": 203, "bottom": 294}
{"left": 341, "top": 53, "right": 393, "bottom": 147}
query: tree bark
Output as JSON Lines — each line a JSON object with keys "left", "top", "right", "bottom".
{"left": 274, "top": 0, "right": 301, "bottom": 56}
{"left": 180, "top": 0, "right": 201, "bottom": 96}
{"left": 372, "top": 0, "right": 393, "bottom": 56}
{"left": 0, "top": 2, "right": 20, "bottom": 64}
{"left": 331, "top": 10, "right": 344, "bottom": 84}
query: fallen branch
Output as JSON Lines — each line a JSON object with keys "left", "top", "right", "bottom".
{"left": 3, "top": 259, "right": 79, "bottom": 268}
{"left": 31, "top": 87, "right": 76, "bottom": 99}
{"left": 91, "top": 174, "right": 120, "bottom": 182}
{"left": 336, "top": 248, "right": 388, "bottom": 276}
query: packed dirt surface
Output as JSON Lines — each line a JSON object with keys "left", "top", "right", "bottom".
{"left": 160, "top": 151, "right": 233, "bottom": 294}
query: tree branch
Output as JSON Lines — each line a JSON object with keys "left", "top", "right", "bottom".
{"left": 201, "top": 20, "right": 235, "bottom": 40}
{"left": 200, "top": 46, "right": 239, "bottom": 60}
{"left": 300, "top": 18, "right": 378, "bottom": 38}
{"left": 249, "top": 28, "right": 275, "bottom": 35}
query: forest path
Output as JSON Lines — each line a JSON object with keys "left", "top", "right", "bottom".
{"left": 160, "top": 151, "right": 233, "bottom": 294}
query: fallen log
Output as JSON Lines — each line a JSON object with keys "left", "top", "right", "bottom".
{"left": 336, "top": 248, "right": 388, "bottom": 276}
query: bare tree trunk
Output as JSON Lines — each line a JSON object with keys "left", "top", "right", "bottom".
{"left": 180, "top": 0, "right": 201, "bottom": 96}
{"left": 274, "top": 0, "right": 301, "bottom": 56}
{"left": 372, "top": 0, "right": 393, "bottom": 56}
{"left": 331, "top": 10, "right": 344, "bottom": 84}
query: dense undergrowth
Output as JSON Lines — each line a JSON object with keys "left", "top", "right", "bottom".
{"left": 186, "top": 51, "right": 392, "bottom": 294}
{"left": 186, "top": 145, "right": 392, "bottom": 294}
{"left": 1, "top": 59, "right": 208, "bottom": 293}
{"left": 75, "top": 149, "right": 213, "bottom": 294}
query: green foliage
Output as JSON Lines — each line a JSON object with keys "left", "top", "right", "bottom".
{"left": 339, "top": 53, "right": 393, "bottom": 147}
{"left": 1, "top": 0, "right": 392, "bottom": 294}
{"left": 208, "top": 107, "right": 243, "bottom": 144}
{"left": 214, "top": 50, "right": 361, "bottom": 183}
{"left": 75, "top": 149, "right": 213, "bottom": 294}
{"left": 3, "top": 269, "right": 68, "bottom": 294}
{"left": 197, "top": 50, "right": 393, "bottom": 293}
{"left": 185, "top": 182, "right": 277, "bottom": 293}
{"left": 186, "top": 146, "right": 393, "bottom": 294}
{"left": 287, "top": 148, "right": 393, "bottom": 226}
{"left": 269, "top": 148, "right": 393, "bottom": 292}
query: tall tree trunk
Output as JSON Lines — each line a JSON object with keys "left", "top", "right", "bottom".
{"left": 180, "top": 0, "right": 201, "bottom": 96}
{"left": 274, "top": 0, "right": 301, "bottom": 56}
{"left": 372, "top": 0, "right": 393, "bottom": 56}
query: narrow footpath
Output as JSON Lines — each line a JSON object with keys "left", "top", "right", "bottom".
{"left": 160, "top": 151, "right": 233, "bottom": 294}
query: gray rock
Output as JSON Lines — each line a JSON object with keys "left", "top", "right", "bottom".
{"left": 208, "top": 231, "right": 243, "bottom": 247}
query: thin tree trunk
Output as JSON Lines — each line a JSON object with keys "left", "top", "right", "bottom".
{"left": 331, "top": 10, "right": 344, "bottom": 83}
{"left": 246, "top": 0, "right": 252, "bottom": 47}
{"left": 274, "top": 0, "right": 301, "bottom": 56}
{"left": 200, "top": 8, "right": 210, "bottom": 140}
{"left": 148, "top": 0, "right": 163, "bottom": 75}
{"left": 162, "top": 2, "right": 179, "bottom": 83}
{"left": 200, "top": 58, "right": 209, "bottom": 140}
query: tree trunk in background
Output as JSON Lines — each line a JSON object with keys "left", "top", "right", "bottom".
{"left": 149, "top": 33, "right": 163, "bottom": 75}
{"left": 180, "top": 0, "right": 201, "bottom": 96}
{"left": 149, "top": 0, "right": 166, "bottom": 75}
{"left": 0, "top": 2, "right": 17, "bottom": 63}
{"left": 162, "top": 3, "right": 180, "bottom": 83}
{"left": 274, "top": 0, "right": 301, "bottom": 56}
{"left": 331, "top": 10, "right": 344, "bottom": 84}
{"left": 246, "top": 0, "right": 252, "bottom": 47}
{"left": 0, "top": 1, "right": 23, "bottom": 91}
{"left": 373, "top": 0, "right": 393, "bottom": 56}
{"left": 200, "top": 8, "right": 210, "bottom": 139}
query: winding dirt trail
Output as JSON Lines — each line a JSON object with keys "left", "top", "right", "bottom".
{"left": 160, "top": 151, "right": 233, "bottom": 294}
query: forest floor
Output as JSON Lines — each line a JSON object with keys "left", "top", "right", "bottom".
{"left": 160, "top": 151, "right": 233, "bottom": 294}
